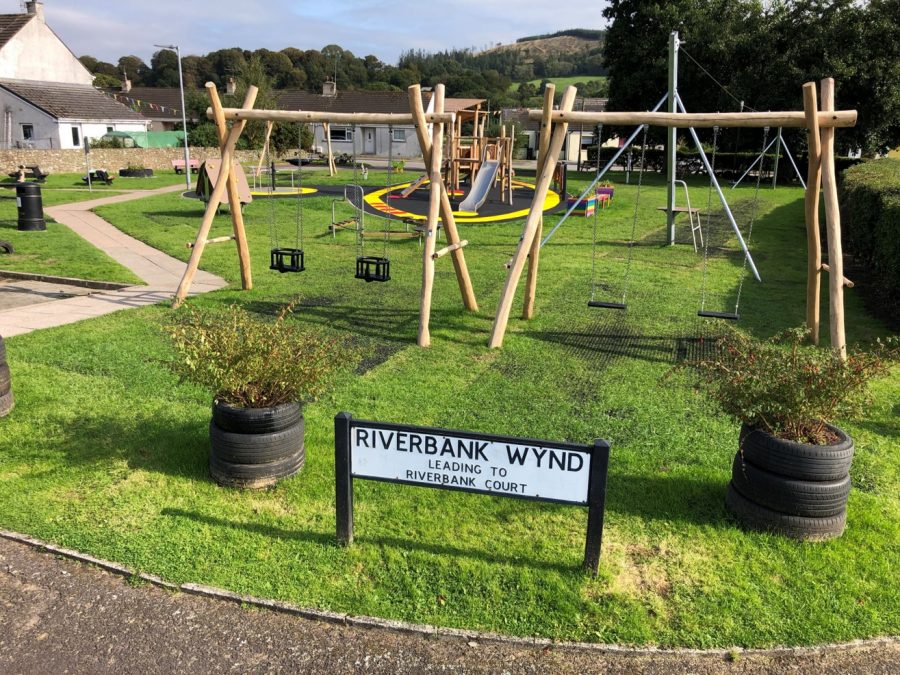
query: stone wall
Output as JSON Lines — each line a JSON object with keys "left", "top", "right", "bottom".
{"left": 0, "top": 148, "right": 259, "bottom": 174}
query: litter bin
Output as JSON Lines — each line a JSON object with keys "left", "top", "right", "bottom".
{"left": 16, "top": 182, "right": 45, "bottom": 231}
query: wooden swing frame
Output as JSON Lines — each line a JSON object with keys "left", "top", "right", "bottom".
{"left": 174, "top": 82, "right": 478, "bottom": 348}
{"left": 488, "top": 79, "right": 857, "bottom": 359}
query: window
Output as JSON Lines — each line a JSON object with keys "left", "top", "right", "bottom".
{"left": 71, "top": 126, "right": 81, "bottom": 147}
{"left": 107, "top": 126, "right": 114, "bottom": 133}
{"left": 329, "top": 127, "right": 353, "bottom": 142}
{"left": 391, "top": 128, "right": 406, "bottom": 143}
{"left": 21, "top": 124, "right": 33, "bottom": 140}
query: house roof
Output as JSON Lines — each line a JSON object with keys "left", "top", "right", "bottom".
{"left": 0, "top": 13, "right": 32, "bottom": 51}
{"left": 0, "top": 79, "right": 148, "bottom": 122}
{"left": 111, "top": 87, "right": 185, "bottom": 120}
{"left": 276, "top": 89, "right": 430, "bottom": 115}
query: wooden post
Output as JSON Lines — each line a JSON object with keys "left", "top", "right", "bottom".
{"left": 408, "top": 84, "right": 478, "bottom": 314}
{"left": 490, "top": 85, "right": 577, "bottom": 348}
{"left": 819, "top": 78, "right": 846, "bottom": 359}
{"left": 173, "top": 85, "right": 257, "bottom": 307}
{"left": 209, "top": 84, "right": 257, "bottom": 293}
{"left": 418, "top": 86, "right": 445, "bottom": 347}
{"left": 522, "top": 84, "right": 556, "bottom": 320}
{"left": 323, "top": 122, "right": 336, "bottom": 176}
{"left": 802, "top": 82, "right": 822, "bottom": 345}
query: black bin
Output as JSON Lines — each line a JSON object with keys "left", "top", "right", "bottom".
{"left": 16, "top": 182, "right": 45, "bottom": 231}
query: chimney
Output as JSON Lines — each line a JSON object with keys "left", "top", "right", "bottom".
{"left": 322, "top": 78, "right": 336, "bottom": 97}
{"left": 25, "top": 1, "right": 44, "bottom": 22}
{"left": 121, "top": 72, "right": 132, "bottom": 93}
{"left": 226, "top": 77, "right": 236, "bottom": 96}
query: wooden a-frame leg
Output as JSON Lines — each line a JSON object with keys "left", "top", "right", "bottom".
{"left": 489, "top": 86, "right": 577, "bottom": 349}
{"left": 173, "top": 85, "right": 257, "bottom": 307}
{"left": 523, "top": 85, "right": 556, "bottom": 320}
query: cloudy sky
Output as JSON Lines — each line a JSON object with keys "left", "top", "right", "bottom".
{"left": 7, "top": 1, "right": 608, "bottom": 65}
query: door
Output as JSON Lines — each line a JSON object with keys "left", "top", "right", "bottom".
{"left": 363, "top": 127, "right": 375, "bottom": 154}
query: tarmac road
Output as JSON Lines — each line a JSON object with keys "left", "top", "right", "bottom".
{"left": 0, "top": 535, "right": 897, "bottom": 674}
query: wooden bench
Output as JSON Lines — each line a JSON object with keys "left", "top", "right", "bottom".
{"left": 7, "top": 165, "right": 49, "bottom": 182}
{"left": 172, "top": 158, "right": 200, "bottom": 174}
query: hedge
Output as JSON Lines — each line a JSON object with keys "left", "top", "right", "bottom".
{"left": 839, "top": 159, "right": 900, "bottom": 328}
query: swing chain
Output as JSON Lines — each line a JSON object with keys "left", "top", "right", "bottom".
{"left": 295, "top": 122, "right": 304, "bottom": 251}
{"left": 619, "top": 124, "right": 649, "bottom": 304}
{"left": 733, "top": 125, "right": 770, "bottom": 313}
{"left": 698, "top": 125, "right": 720, "bottom": 313}
{"left": 266, "top": 133, "right": 278, "bottom": 250}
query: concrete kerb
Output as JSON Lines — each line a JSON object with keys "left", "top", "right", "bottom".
{"left": 0, "top": 528, "right": 896, "bottom": 660}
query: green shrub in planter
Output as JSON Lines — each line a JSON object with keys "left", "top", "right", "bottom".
{"left": 688, "top": 328, "right": 898, "bottom": 539}
{"left": 165, "top": 303, "right": 353, "bottom": 488}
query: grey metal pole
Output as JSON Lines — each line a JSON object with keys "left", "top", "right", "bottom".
{"left": 176, "top": 46, "right": 191, "bottom": 191}
{"left": 156, "top": 43, "right": 191, "bottom": 190}
{"left": 731, "top": 134, "right": 779, "bottom": 189}
{"left": 771, "top": 127, "right": 782, "bottom": 189}
{"left": 665, "top": 31, "right": 679, "bottom": 245}
{"left": 675, "top": 93, "right": 761, "bottom": 282}
{"left": 779, "top": 136, "right": 807, "bottom": 189}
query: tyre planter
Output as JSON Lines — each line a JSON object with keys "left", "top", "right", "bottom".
{"left": 0, "top": 362, "right": 10, "bottom": 394}
{"left": 0, "top": 335, "right": 11, "bottom": 418}
{"left": 118, "top": 168, "right": 154, "bottom": 178}
{"left": 730, "top": 452, "right": 850, "bottom": 517}
{"left": 726, "top": 483, "right": 846, "bottom": 541}
{"left": 739, "top": 423, "right": 853, "bottom": 481}
{"left": 208, "top": 399, "right": 304, "bottom": 489}
{"left": 727, "top": 424, "right": 853, "bottom": 541}
{"left": 212, "top": 399, "right": 301, "bottom": 434}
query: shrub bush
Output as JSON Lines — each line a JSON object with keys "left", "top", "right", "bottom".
{"left": 840, "top": 159, "right": 900, "bottom": 328}
{"left": 688, "top": 328, "right": 898, "bottom": 444}
{"left": 165, "top": 303, "right": 353, "bottom": 407}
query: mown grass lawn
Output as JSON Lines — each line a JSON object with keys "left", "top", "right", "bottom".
{"left": 510, "top": 75, "right": 608, "bottom": 92}
{"left": 0, "top": 171, "right": 187, "bottom": 191}
{"left": 0, "top": 193, "right": 141, "bottom": 284}
{"left": 0, "top": 171, "right": 896, "bottom": 648}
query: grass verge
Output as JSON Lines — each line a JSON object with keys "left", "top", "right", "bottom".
{"left": 0, "top": 171, "right": 896, "bottom": 647}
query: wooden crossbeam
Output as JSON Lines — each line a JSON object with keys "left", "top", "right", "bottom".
{"left": 211, "top": 108, "right": 454, "bottom": 125}
{"left": 186, "top": 235, "right": 235, "bottom": 248}
{"left": 525, "top": 110, "right": 857, "bottom": 128}
{"left": 433, "top": 240, "right": 468, "bottom": 259}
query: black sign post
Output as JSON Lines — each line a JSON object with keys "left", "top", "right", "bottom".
{"left": 334, "top": 412, "right": 611, "bottom": 575}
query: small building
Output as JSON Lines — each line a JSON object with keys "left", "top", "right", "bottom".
{"left": 502, "top": 97, "right": 608, "bottom": 166}
{"left": 0, "top": 1, "right": 150, "bottom": 149}
{"left": 278, "top": 82, "right": 485, "bottom": 159}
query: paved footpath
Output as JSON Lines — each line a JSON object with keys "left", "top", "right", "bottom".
{"left": 0, "top": 535, "right": 896, "bottom": 674}
{"left": 0, "top": 186, "right": 225, "bottom": 337}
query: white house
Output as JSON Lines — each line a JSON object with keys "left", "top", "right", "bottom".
{"left": 0, "top": 1, "right": 150, "bottom": 149}
{"left": 278, "top": 82, "right": 485, "bottom": 159}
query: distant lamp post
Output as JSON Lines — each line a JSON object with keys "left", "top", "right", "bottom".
{"left": 155, "top": 43, "right": 191, "bottom": 190}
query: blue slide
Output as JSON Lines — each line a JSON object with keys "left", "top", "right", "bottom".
{"left": 458, "top": 160, "right": 500, "bottom": 213}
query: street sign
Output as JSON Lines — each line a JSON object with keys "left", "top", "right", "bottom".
{"left": 334, "top": 413, "right": 611, "bottom": 574}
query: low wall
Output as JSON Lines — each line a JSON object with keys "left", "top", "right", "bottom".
{"left": 0, "top": 148, "right": 259, "bottom": 174}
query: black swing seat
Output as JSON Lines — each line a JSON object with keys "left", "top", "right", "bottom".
{"left": 588, "top": 301, "right": 627, "bottom": 310}
{"left": 355, "top": 256, "right": 390, "bottom": 283}
{"left": 270, "top": 248, "right": 305, "bottom": 273}
{"left": 697, "top": 310, "right": 739, "bottom": 321}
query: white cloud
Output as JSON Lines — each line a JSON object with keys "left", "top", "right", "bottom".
{"left": 2, "top": 0, "right": 608, "bottom": 64}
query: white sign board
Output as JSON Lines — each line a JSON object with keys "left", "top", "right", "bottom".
{"left": 350, "top": 424, "right": 591, "bottom": 504}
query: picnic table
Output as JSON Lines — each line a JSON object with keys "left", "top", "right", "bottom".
{"left": 172, "top": 158, "right": 200, "bottom": 174}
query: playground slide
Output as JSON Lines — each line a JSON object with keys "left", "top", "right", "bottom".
{"left": 458, "top": 160, "right": 500, "bottom": 213}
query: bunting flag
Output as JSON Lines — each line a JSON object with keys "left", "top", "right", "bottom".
{"left": 107, "top": 92, "right": 181, "bottom": 116}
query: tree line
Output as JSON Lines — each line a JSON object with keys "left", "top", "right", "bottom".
{"left": 602, "top": 0, "right": 899, "bottom": 155}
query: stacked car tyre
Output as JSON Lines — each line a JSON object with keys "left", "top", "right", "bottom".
{"left": 209, "top": 400, "right": 305, "bottom": 489}
{"left": 0, "top": 335, "right": 12, "bottom": 417}
{"left": 727, "top": 424, "right": 853, "bottom": 540}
